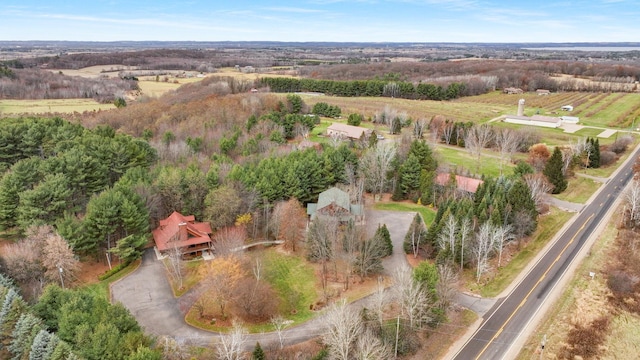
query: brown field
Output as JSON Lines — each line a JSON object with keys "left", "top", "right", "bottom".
{"left": 517, "top": 209, "right": 640, "bottom": 359}
{"left": 0, "top": 98, "right": 115, "bottom": 114}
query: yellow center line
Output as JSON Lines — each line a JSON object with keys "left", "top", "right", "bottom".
{"left": 474, "top": 213, "right": 595, "bottom": 359}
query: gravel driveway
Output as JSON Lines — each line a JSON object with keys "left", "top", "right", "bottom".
{"left": 111, "top": 209, "right": 465, "bottom": 350}
{"left": 364, "top": 209, "right": 416, "bottom": 276}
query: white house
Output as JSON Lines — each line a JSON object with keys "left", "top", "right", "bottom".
{"left": 561, "top": 116, "right": 580, "bottom": 124}
{"left": 503, "top": 115, "right": 562, "bottom": 128}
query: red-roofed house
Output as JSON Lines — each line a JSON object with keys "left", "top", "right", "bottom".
{"left": 435, "top": 173, "right": 484, "bottom": 194}
{"left": 152, "top": 211, "right": 212, "bottom": 258}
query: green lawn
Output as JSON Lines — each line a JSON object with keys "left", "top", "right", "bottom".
{"left": 476, "top": 207, "right": 575, "bottom": 298}
{"left": 553, "top": 176, "right": 602, "bottom": 204}
{"left": 436, "top": 146, "right": 512, "bottom": 178}
{"left": 373, "top": 201, "right": 437, "bottom": 225}
{"left": 573, "top": 127, "right": 608, "bottom": 138}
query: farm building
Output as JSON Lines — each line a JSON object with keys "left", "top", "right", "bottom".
{"left": 307, "top": 187, "right": 364, "bottom": 223}
{"left": 327, "top": 123, "right": 372, "bottom": 140}
{"left": 536, "top": 89, "right": 551, "bottom": 96}
{"left": 561, "top": 116, "right": 580, "bottom": 124}
{"left": 503, "top": 114, "right": 562, "bottom": 128}
{"left": 503, "top": 87, "right": 524, "bottom": 94}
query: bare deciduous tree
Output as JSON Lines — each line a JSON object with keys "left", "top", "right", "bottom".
{"left": 322, "top": 299, "right": 363, "bottom": 360}
{"left": 355, "top": 232, "right": 386, "bottom": 279}
{"left": 492, "top": 224, "right": 514, "bottom": 268}
{"left": 354, "top": 329, "right": 392, "bottom": 360}
{"left": 393, "top": 265, "right": 432, "bottom": 329}
{"left": 494, "top": 128, "right": 520, "bottom": 175}
{"left": 436, "top": 264, "right": 458, "bottom": 311}
{"left": 524, "top": 173, "right": 553, "bottom": 213}
{"left": 561, "top": 147, "right": 576, "bottom": 176}
{"left": 274, "top": 198, "right": 307, "bottom": 252}
{"left": 471, "top": 223, "right": 495, "bottom": 283}
{"left": 306, "top": 216, "right": 340, "bottom": 298}
{"left": 413, "top": 118, "right": 429, "bottom": 139}
{"left": 42, "top": 232, "right": 80, "bottom": 288}
{"left": 625, "top": 179, "right": 640, "bottom": 228}
{"left": 465, "top": 124, "right": 494, "bottom": 172}
{"left": 360, "top": 142, "right": 397, "bottom": 199}
{"left": 437, "top": 214, "right": 458, "bottom": 260}
{"left": 459, "top": 217, "right": 472, "bottom": 272}
{"left": 441, "top": 121, "right": 455, "bottom": 145}
{"left": 165, "top": 240, "right": 186, "bottom": 289}
{"left": 215, "top": 321, "right": 247, "bottom": 360}
{"left": 345, "top": 163, "right": 364, "bottom": 206}
{"left": 214, "top": 226, "right": 247, "bottom": 256}
{"left": 370, "top": 278, "right": 388, "bottom": 327}
{"left": 270, "top": 315, "right": 291, "bottom": 350}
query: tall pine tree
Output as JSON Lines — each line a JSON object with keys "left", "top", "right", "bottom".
{"left": 543, "top": 147, "right": 567, "bottom": 194}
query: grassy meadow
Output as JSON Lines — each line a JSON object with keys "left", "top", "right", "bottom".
{"left": 0, "top": 99, "right": 115, "bottom": 114}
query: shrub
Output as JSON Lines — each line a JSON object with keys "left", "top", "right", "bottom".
{"left": 98, "top": 262, "right": 130, "bottom": 281}
{"left": 609, "top": 135, "right": 633, "bottom": 154}
{"left": 347, "top": 113, "right": 363, "bottom": 126}
{"left": 599, "top": 150, "right": 617, "bottom": 166}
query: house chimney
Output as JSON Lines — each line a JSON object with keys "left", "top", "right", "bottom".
{"left": 178, "top": 222, "right": 187, "bottom": 241}
{"left": 517, "top": 99, "right": 525, "bottom": 116}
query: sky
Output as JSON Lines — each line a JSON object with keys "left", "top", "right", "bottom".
{"left": 1, "top": 0, "right": 639, "bottom": 43}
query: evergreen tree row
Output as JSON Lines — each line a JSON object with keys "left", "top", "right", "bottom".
{"left": 425, "top": 176, "right": 538, "bottom": 265}
{"left": 229, "top": 145, "right": 358, "bottom": 204}
{"left": 261, "top": 77, "right": 467, "bottom": 100}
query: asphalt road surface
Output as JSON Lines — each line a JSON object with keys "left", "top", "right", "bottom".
{"left": 453, "top": 147, "right": 639, "bottom": 360}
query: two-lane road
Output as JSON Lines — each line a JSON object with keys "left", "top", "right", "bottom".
{"left": 453, "top": 147, "right": 638, "bottom": 360}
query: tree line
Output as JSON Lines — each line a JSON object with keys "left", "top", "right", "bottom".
{"left": 0, "top": 68, "right": 138, "bottom": 103}
{"left": 261, "top": 77, "right": 467, "bottom": 100}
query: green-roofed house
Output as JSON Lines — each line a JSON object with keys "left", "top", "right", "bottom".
{"left": 306, "top": 187, "right": 365, "bottom": 223}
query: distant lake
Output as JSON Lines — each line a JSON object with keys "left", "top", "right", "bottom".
{"left": 524, "top": 47, "right": 640, "bottom": 52}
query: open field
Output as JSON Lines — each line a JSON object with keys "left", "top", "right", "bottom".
{"left": 0, "top": 98, "right": 115, "bottom": 114}
{"left": 298, "top": 92, "right": 640, "bottom": 138}
{"left": 436, "top": 146, "right": 513, "bottom": 178}
{"left": 216, "top": 66, "right": 298, "bottom": 80}
{"left": 136, "top": 79, "right": 203, "bottom": 98}
{"left": 300, "top": 94, "right": 508, "bottom": 123}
